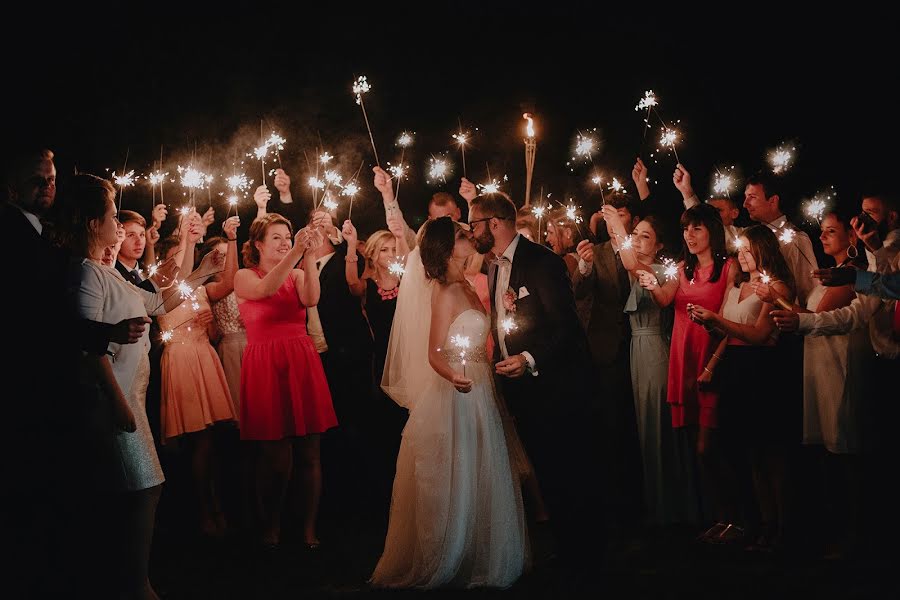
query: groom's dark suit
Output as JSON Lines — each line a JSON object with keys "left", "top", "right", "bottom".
{"left": 488, "top": 235, "right": 604, "bottom": 567}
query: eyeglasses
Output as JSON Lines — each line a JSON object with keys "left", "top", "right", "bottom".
{"left": 468, "top": 216, "right": 510, "bottom": 227}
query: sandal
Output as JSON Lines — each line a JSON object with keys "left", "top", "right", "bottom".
{"left": 714, "top": 523, "right": 746, "bottom": 544}
{"left": 697, "top": 522, "right": 728, "bottom": 542}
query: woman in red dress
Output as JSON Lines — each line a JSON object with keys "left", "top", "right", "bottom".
{"left": 235, "top": 213, "right": 337, "bottom": 549}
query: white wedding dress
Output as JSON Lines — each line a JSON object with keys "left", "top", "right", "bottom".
{"left": 372, "top": 306, "right": 528, "bottom": 589}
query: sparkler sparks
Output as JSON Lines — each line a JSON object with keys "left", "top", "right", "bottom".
{"left": 388, "top": 259, "right": 405, "bottom": 277}
{"left": 803, "top": 186, "right": 835, "bottom": 225}
{"left": 530, "top": 205, "right": 546, "bottom": 219}
{"left": 662, "top": 258, "right": 679, "bottom": 282}
{"left": 635, "top": 90, "right": 658, "bottom": 112}
{"left": 226, "top": 174, "right": 250, "bottom": 192}
{"left": 567, "top": 129, "right": 599, "bottom": 170}
{"left": 712, "top": 167, "right": 736, "bottom": 197}
{"left": 608, "top": 177, "right": 625, "bottom": 193}
{"left": 113, "top": 170, "right": 136, "bottom": 188}
{"left": 340, "top": 182, "right": 359, "bottom": 197}
{"left": 778, "top": 228, "right": 796, "bottom": 245}
{"left": 501, "top": 317, "right": 517, "bottom": 335}
{"left": 396, "top": 132, "right": 414, "bottom": 148}
{"left": 450, "top": 334, "right": 471, "bottom": 375}
{"left": 768, "top": 144, "right": 796, "bottom": 174}
{"left": 478, "top": 179, "right": 502, "bottom": 194}
{"left": 161, "top": 331, "right": 173, "bottom": 343}
{"left": 427, "top": 156, "right": 452, "bottom": 184}
{"left": 352, "top": 75, "right": 370, "bottom": 104}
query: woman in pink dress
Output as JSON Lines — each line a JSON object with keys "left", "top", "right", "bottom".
{"left": 234, "top": 213, "right": 337, "bottom": 549}
{"left": 638, "top": 203, "right": 739, "bottom": 537}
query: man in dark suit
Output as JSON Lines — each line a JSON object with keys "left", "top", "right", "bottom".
{"left": 470, "top": 193, "right": 603, "bottom": 574}
{"left": 572, "top": 195, "right": 645, "bottom": 535}
{"left": 303, "top": 209, "right": 376, "bottom": 512}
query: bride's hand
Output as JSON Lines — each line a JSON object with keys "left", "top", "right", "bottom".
{"left": 451, "top": 373, "right": 473, "bottom": 394}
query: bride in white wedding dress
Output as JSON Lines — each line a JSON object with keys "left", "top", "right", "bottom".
{"left": 372, "top": 217, "right": 527, "bottom": 589}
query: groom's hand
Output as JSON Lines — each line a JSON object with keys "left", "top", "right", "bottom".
{"left": 495, "top": 354, "right": 527, "bottom": 378}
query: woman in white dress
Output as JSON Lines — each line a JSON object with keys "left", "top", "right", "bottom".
{"left": 53, "top": 174, "right": 222, "bottom": 599}
{"left": 372, "top": 217, "right": 528, "bottom": 589}
{"left": 766, "top": 209, "right": 871, "bottom": 555}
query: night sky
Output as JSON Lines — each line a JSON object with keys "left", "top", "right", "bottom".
{"left": 5, "top": 6, "right": 895, "bottom": 237}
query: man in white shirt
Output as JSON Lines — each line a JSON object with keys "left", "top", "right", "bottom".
{"left": 743, "top": 171, "right": 818, "bottom": 307}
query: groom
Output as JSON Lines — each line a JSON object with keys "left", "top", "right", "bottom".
{"left": 470, "top": 194, "right": 604, "bottom": 571}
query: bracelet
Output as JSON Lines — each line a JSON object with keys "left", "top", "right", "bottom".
{"left": 712, "top": 353, "right": 724, "bottom": 361}
{"left": 226, "top": 237, "right": 237, "bottom": 242}
{"left": 345, "top": 255, "right": 358, "bottom": 263}
{"left": 703, "top": 366, "right": 713, "bottom": 375}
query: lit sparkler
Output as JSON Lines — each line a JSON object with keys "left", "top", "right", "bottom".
{"left": 501, "top": 316, "right": 517, "bottom": 335}
{"left": 388, "top": 258, "right": 405, "bottom": 277}
{"left": 662, "top": 257, "right": 679, "bottom": 282}
{"left": 428, "top": 156, "right": 452, "bottom": 184}
{"left": 450, "top": 333, "right": 471, "bottom": 377}
{"left": 768, "top": 144, "right": 796, "bottom": 174}
{"left": 352, "top": 75, "right": 380, "bottom": 166}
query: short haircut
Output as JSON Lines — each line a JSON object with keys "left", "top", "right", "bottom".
{"left": 470, "top": 193, "right": 516, "bottom": 222}
{"left": 118, "top": 209, "right": 146, "bottom": 228}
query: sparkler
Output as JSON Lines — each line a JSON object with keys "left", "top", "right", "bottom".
{"left": 392, "top": 131, "right": 414, "bottom": 204}
{"left": 501, "top": 316, "right": 517, "bottom": 335}
{"left": 149, "top": 170, "right": 168, "bottom": 200}
{"left": 453, "top": 119, "right": 469, "bottom": 178}
{"left": 659, "top": 126, "right": 681, "bottom": 163}
{"left": 662, "top": 257, "right": 679, "bottom": 282}
{"left": 388, "top": 258, "right": 405, "bottom": 278}
{"left": 353, "top": 75, "right": 380, "bottom": 166}
{"left": 768, "top": 144, "right": 796, "bottom": 174}
{"left": 113, "top": 169, "right": 136, "bottom": 213}
{"left": 477, "top": 179, "right": 502, "bottom": 194}
{"left": 567, "top": 130, "right": 599, "bottom": 170}
{"left": 802, "top": 186, "right": 835, "bottom": 226}
{"left": 450, "top": 333, "right": 471, "bottom": 377}
{"left": 523, "top": 113, "right": 536, "bottom": 206}
{"left": 774, "top": 225, "right": 816, "bottom": 269}
{"left": 711, "top": 165, "right": 737, "bottom": 198}
{"left": 266, "top": 133, "right": 286, "bottom": 168}
{"left": 531, "top": 204, "right": 546, "bottom": 237}
{"left": 635, "top": 89, "right": 658, "bottom": 142}
{"left": 427, "top": 156, "right": 452, "bottom": 184}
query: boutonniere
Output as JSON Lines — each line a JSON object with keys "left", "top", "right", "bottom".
{"left": 502, "top": 287, "right": 518, "bottom": 312}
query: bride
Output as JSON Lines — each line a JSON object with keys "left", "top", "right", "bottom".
{"left": 371, "top": 216, "right": 528, "bottom": 589}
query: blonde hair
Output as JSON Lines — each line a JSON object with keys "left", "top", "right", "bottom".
{"left": 363, "top": 230, "right": 396, "bottom": 271}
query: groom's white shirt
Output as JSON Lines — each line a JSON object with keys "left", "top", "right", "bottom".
{"left": 494, "top": 234, "right": 537, "bottom": 375}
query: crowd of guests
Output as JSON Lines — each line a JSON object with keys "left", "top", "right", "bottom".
{"left": 2, "top": 145, "right": 897, "bottom": 597}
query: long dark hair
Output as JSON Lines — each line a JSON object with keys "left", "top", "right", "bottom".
{"left": 419, "top": 216, "right": 461, "bottom": 283}
{"left": 734, "top": 225, "right": 795, "bottom": 297}
{"left": 680, "top": 203, "right": 727, "bottom": 283}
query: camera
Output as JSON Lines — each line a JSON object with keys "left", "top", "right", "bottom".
{"left": 856, "top": 211, "right": 878, "bottom": 234}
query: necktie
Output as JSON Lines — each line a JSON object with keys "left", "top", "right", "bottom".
{"left": 128, "top": 269, "right": 143, "bottom": 286}
{"left": 494, "top": 256, "right": 512, "bottom": 358}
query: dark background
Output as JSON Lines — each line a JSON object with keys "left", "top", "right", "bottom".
{"left": 5, "top": 4, "right": 895, "bottom": 236}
